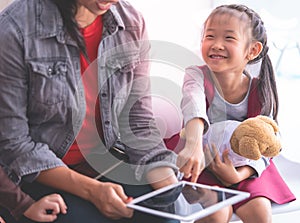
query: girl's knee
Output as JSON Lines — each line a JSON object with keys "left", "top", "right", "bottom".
{"left": 236, "top": 197, "right": 272, "bottom": 223}
{"left": 195, "top": 206, "right": 233, "bottom": 223}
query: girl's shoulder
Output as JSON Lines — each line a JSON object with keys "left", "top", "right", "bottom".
{"left": 184, "top": 65, "right": 209, "bottom": 81}
{"left": 185, "top": 64, "right": 209, "bottom": 73}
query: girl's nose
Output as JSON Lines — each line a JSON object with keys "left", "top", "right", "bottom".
{"left": 211, "top": 41, "right": 224, "bottom": 50}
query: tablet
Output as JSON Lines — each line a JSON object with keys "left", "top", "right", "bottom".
{"left": 127, "top": 181, "right": 250, "bottom": 222}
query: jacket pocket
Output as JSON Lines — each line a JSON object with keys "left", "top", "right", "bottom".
{"left": 28, "top": 61, "right": 67, "bottom": 105}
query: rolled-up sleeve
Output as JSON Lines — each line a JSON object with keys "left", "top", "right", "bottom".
{"left": 119, "top": 52, "right": 178, "bottom": 180}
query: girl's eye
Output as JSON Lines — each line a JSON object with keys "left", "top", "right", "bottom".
{"left": 205, "top": 35, "right": 214, "bottom": 39}
{"left": 226, "top": 36, "right": 236, "bottom": 40}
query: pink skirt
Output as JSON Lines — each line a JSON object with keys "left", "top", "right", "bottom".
{"left": 164, "top": 135, "right": 296, "bottom": 211}
{"left": 196, "top": 160, "right": 296, "bottom": 210}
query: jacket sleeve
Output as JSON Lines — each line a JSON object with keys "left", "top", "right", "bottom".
{"left": 119, "top": 58, "right": 178, "bottom": 181}
{"left": 116, "top": 8, "right": 177, "bottom": 181}
{"left": 0, "top": 167, "right": 35, "bottom": 220}
{"left": 0, "top": 6, "right": 65, "bottom": 183}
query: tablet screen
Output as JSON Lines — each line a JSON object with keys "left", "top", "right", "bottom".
{"left": 127, "top": 181, "right": 249, "bottom": 221}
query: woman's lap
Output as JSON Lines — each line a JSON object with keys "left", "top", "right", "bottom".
{"left": 9, "top": 178, "right": 179, "bottom": 223}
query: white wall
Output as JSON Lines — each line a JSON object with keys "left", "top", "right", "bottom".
{"left": 130, "top": 0, "right": 300, "bottom": 163}
{"left": 130, "top": 0, "right": 211, "bottom": 54}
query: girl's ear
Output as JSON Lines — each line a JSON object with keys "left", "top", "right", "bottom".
{"left": 247, "top": 41, "right": 263, "bottom": 61}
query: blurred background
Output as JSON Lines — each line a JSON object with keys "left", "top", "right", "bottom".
{"left": 129, "top": 0, "right": 300, "bottom": 163}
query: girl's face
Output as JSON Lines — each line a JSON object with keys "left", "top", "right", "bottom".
{"left": 201, "top": 13, "right": 252, "bottom": 75}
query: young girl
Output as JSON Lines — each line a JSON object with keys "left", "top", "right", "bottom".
{"left": 178, "top": 4, "right": 296, "bottom": 223}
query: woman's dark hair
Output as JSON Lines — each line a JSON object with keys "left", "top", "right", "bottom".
{"left": 52, "top": 0, "right": 88, "bottom": 58}
{"left": 206, "top": 4, "right": 279, "bottom": 121}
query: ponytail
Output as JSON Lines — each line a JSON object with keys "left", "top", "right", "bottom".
{"left": 257, "top": 54, "right": 279, "bottom": 121}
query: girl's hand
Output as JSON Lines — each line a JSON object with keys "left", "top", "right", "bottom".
{"left": 204, "top": 144, "right": 240, "bottom": 186}
{"left": 177, "top": 118, "right": 206, "bottom": 182}
{"left": 177, "top": 143, "right": 205, "bottom": 182}
{"left": 23, "top": 194, "right": 67, "bottom": 222}
{"left": 90, "top": 181, "right": 133, "bottom": 220}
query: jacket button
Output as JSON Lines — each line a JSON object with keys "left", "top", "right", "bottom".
{"left": 105, "top": 120, "right": 110, "bottom": 125}
{"left": 109, "top": 25, "right": 116, "bottom": 33}
{"left": 48, "top": 67, "right": 53, "bottom": 75}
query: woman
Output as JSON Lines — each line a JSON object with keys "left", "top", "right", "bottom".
{"left": 0, "top": 0, "right": 179, "bottom": 222}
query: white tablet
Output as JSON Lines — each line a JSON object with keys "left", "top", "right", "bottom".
{"left": 127, "top": 181, "right": 250, "bottom": 222}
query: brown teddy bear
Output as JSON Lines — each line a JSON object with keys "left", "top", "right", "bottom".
{"left": 180, "top": 115, "right": 281, "bottom": 163}
{"left": 230, "top": 115, "right": 281, "bottom": 160}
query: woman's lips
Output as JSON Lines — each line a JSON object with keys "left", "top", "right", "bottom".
{"left": 97, "top": 2, "right": 112, "bottom": 11}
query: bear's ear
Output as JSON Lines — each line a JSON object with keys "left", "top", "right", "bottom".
{"left": 257, "top": 115, "right": 279, "bottom": 133}
{"left": 238, "top": 136, "right": 261, "bottom": 160}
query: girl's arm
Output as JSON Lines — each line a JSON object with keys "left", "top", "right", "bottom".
{"left": 177, "top": 118, "right": 206, "bottom": 182}
{"left": 179, "top": 66, "right": 211, "bottom": 182}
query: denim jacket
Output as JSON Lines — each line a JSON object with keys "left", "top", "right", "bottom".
{"left": 0, "top": 0, "right": 177, "bottom": 183}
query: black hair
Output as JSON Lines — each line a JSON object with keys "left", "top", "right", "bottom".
{"left": 205, "top": 4, "right": 279, "bottom": 121}
{"left": 51, "top": 0, "right": 88, "bottom": 58}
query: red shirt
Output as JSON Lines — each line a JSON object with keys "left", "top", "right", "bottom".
{"left": 63, "top": 16, "right": 103, "bottom": 165}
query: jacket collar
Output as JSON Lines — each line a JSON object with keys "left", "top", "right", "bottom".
{"left": 35, "top": 0, "right": 65, "bottom": 40}
{"left": 36, "top": 1, "right": 124, "bottom": 46}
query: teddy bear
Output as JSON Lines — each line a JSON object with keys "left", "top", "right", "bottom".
{"left": 180, "top": 115, "right": 281, "bottom": 167}
{"left": 230, "top": 115, "right": 281, "bottom": 160}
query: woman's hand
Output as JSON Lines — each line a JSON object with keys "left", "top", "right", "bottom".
{"left": 37, "top": 167, "right": 133, "bottom": 220}
{"left": 23, "top": 194, "right": 67, "bottom": 222}
{"left": 89, "top": 181, "right": 133, "bottom": 220}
